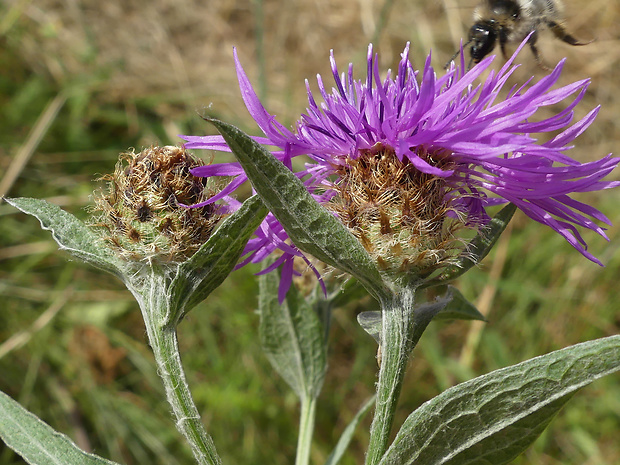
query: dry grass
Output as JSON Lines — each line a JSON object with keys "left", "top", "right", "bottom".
{"left": 8, "top": 0, "right": 620, "bottom": 129}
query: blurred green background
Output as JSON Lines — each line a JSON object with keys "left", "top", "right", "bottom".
{"left": 1, "top": 0, "right": 619, "bottom": 463}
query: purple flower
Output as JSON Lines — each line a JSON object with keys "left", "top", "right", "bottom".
{"left": 181, "top": 42, "right": 619, "bottom": 298}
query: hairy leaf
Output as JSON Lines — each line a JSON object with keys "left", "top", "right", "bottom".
{"left": 258, "top": 264, "right": 327, "bottom": 399}
{"left": 357, "top": 311, "right": 382, "bottom": 344}
{"left": 5, "top": 197, "right": 123, "bottom": 277}
{"left": 380, "top": 335, "right": 620, "bottom": 465}
{"left": 357, "top": 288, "right": 469, "bottom": 346}
{"left": 433, "top": 286, "right": 486, "bottom": 322}
{"left": 206, "top": 117, "right": 390, "bottom": 301}
{"left": 0, "top": 390, "right": 120, "bottom": 465}
{"left": 170, "top": 194, "right": 268, "bottom": 318}
{"left": 329, "top": 279, "right": 371, "bottom": 309}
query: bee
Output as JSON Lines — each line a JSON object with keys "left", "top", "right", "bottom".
{"left": 449, "top": 0, "right": 591, "bottom": 69}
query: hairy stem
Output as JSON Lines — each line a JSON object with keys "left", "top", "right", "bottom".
{"left": 138, "top": 272, "right": 221, "bottom": 465}
{"left": 365, "top": 289, "right": 417, "bottom": 465}
{"left": 295, "top": 395, "right": 317, "bottom": 465}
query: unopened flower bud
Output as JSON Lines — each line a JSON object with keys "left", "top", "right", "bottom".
{"left": 91, "top": 146, "right": 222, "bottom": 262}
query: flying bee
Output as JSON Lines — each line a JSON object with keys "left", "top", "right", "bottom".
{"left": 447, "top": 0, "right": 591, "bottom": 69}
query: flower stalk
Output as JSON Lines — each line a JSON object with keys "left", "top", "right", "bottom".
{"left": 365, "top": 286, "right": 446, "bottom": 465}
{"left": 128, "top": 270, "right": 222, "bottom": 465}
{"left": 295, "top": 396, "right": 318, "bottom": 465}
{"left": 5, "top": 144, "right": 269, "bottom": 465}
{"left": 365, "top": 288, "right": 417, "bottom": 465}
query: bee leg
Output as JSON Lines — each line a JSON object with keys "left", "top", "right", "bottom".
{"left": 526, "top": 31, "right": 551, "bottom": 71}
{"left": 499, "top": 30, "right": 509, "bottom": 60}
{"left": 547, "top": 20, "right": 593, "bottom": 46}
{"left": 500, "top": 42, "right": 509, "bottom": 60}
{"left": 444, "top": 48, "right": 462, "bottom": 71}
{"left": 444, "top": 38, "right": 474, "bottom": 71}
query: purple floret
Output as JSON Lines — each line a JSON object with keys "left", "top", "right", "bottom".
{"left": 182, "top": 41, "right": 619, "bottom": 299}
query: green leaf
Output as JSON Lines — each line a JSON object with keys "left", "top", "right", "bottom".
{"left": 433, "top": 286, "right": 486, "bottom": 322}
{"left": 357, "top": 290, "right": 459, "bottom": 345}
{"left": 379, "top": 335, "right": 620, "bottom": 465}
{"left": 325, "top": 396, "right": 376, "bottom": 465}
{"left": 169, "top": 194, "right": 268, "bottom": 318}
{"left": 423, "top": 203, "right": 517, "bottom": 287}
{"left": 357, "top": 311, "right": 382, "bottom": 344}
{"left": 205, "top": 117, "right": 390, "bottom": 302}
{"left": 0, "top": 389, "right": 120, "bottom": 465}
{"left": 329, "top": 279, "right": 371, "bottom": 309}
{"left": 5, "top": 197, "right": 123, "bottom": 277}
{"left": 258, "top": 262, "right": 327, "bottom": 399}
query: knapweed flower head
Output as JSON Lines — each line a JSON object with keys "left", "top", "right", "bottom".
{"left": 327, "top": 141, "right": 469, "bottom": 277}
{"left": 182, "top": 42, "right": 619, "bottom": 296}
{"left": 92, "top": 146, "right": 222, "bottom": 263}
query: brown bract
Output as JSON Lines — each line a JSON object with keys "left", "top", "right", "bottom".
{"left": 327, "top": 144, "right": 475, "bottom": 277}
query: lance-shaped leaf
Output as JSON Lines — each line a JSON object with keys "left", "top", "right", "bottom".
{"left": 205, "top": 117, "right": 390, "bottom": 302}
{"left": 258, "top": 263, "right": 327, "bottom": 399}
{"left": 0, "top": 390, "right": 120, "bottom": 465}
{"left": 433, "top": 286, "right": 486, "bottom": 322}
{"left": 325, "top": 396, "right": 376, "bottom": 465}
{"left": 329, "top": 279, "right": 371, "bottom": 309}
{"left": 169, "top": 195, "right": 268, "bottom": 318}
{"left": 356, "top": 289, "right": 465, "bottom": 345}
{"left": 4, "top": 197, "right": 123, "bottom": 277}
{"left": 423, "top": 203, "right": 517, "bottom": 288}
{"left": 379, "top": 335, "right": 620, "bottom": 465}
{"left": 357, "top": 311, "right": 382, "bottom": 344}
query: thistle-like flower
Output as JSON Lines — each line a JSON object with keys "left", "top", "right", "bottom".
{"left": 92, "top": 145, "right": 222, "bottom": 263}
{"left": 182, "top": 42, "right": 619, "bottom": 295}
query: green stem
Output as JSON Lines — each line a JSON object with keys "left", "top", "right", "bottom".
{"left": 365, "top": 289, "right": 417, "bottom": 465}
{"left": 138, "top": 272, "right": 222, "bottom": 465}
{"left": 295, "top": 395, "right": 317, "bottom": 465}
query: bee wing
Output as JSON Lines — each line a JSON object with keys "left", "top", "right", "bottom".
{"left": 517, "top": 0, "right": 564, "bottom": 18}
{"left": 515, "top": 0, "right": 540, "bottom": 15}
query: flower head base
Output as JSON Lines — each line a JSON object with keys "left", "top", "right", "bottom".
{"left": 182, "top": 42, "right": 619, "bottom": 294}
{"left": 92, "top": 146, "right": 222, "bottom": 262}
{"left": 327, "top": 143, "right": 472, "bottom": 277}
